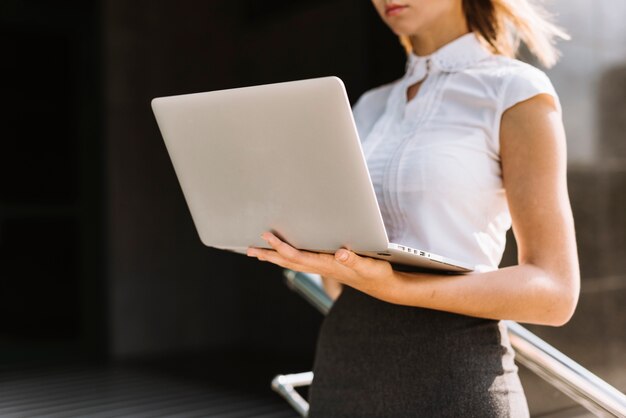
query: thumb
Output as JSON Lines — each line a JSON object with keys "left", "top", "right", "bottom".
{"left": 335, "top": 249, "right": 359, "bottom": 268}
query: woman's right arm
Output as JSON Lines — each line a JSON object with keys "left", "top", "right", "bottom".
{"left": 321, "top": 275, "right": 343, "bottom": 301}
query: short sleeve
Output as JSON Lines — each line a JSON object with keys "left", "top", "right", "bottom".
{"left": 500, "top": 65, "right": 562, "bottom": 115}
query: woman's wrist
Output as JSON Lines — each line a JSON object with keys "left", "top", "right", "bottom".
{"left": 385, "top": 269, "right": 456, "bottom": 307}
{"left": 379, "top": 269, "right": 422, "bottom": 305}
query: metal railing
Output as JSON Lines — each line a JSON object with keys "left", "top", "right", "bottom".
{"left": 272, "top": 270, "right": 626, "bottom": 418}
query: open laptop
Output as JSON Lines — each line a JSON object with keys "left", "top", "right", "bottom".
{"left": 151, "top": 76, "right": 473, "bottom": 273}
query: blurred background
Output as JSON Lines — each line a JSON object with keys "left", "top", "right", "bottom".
{"left": 1, "top": 0, "right": 624, "bottom": 417}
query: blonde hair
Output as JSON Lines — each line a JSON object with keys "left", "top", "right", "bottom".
{"left": 399, "top": 0, "right": 570, "bottom": 68}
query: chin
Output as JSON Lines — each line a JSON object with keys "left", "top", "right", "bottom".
{"left": 389, "top": 25, "right": 419, "bottom": 38}
{"left": 384, "top": 18, "right": 420, "bottom": 37}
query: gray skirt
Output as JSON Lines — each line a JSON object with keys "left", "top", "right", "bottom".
{"left": 307, "top": 285, "right": 530, "bottom": 418}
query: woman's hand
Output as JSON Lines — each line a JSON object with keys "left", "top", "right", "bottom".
{"left": 247, "top": 232, "right": 396, "bottom": 301}
{"left": 244, "top": 94, "right": 579, "bottom": 327}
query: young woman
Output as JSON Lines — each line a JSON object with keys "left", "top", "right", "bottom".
{"left": 247, "top": 0, "right": 580, "bottom": 416}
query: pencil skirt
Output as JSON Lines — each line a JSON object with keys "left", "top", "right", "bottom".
{"left": 307, "top": 285, "right": 529, "bottom": 418}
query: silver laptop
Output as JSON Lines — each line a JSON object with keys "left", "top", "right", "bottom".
{"left": 151, "top": 76, "right": 473, "bottom": 273}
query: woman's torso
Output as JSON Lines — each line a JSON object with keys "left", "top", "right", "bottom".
{"left": 353, "top": 32, "right": 560, "bottom": 271}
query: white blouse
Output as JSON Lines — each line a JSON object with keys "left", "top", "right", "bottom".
{"left": 353, "top": 32, "right": 561, "bottom": 272}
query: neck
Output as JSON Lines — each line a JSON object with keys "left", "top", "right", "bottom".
{"left": 408, "top": 10, "right": 470, "bottom": 56}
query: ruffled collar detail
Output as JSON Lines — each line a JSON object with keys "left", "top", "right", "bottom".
{"left": 404, "top": 32, "right": 492, "bottom": 81}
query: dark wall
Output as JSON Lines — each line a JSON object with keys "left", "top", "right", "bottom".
{"left": 0, "top": 1, "right": 105, "bottom": 363}
{"left": 1, "top": 0, "right": 405, "bottom": 364}
{"left": 103, "top": 0, "right": 405, "bottom": 357}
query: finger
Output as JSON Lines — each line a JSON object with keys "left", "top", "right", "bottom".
{"left": 334, "top": 248, "right": 360, "bottom": 268}
{"left": 261, "top": 232, "right": 332, "bottom": 270}
{"left": 261, "top": 232, "right": 302, "bottom": 261}
{"left": 248, "top": 247, "right": 305, "bottom": 271}
{"left": 334, "top": 248, "right": 390, "bottom": 278}
{"left": 249, "top": 247, "right": 325, "bottom": 275}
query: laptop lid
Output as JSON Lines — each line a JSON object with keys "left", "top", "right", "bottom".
{"left": 151, "top": 76, "right": 391, "bottom": 254}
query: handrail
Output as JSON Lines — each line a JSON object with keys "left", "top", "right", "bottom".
{"left": 281, "top": 270, "right": 626, "bottom": 418}
{"left": 271, "top": 372, "right": 313, "bottom": 416}
{"left": 507, "top": 322, "right": 626, "bottom": 417}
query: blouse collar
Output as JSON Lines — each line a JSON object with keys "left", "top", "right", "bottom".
{"left": 405, "top": 32, "right": 492, "bottom": 79}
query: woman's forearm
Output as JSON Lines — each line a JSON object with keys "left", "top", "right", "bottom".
{"left": 380, "top": 263, "right": 579, "bottom": 326}
{"left": 249, "top": 235, "right": 578, "bottom": 326}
